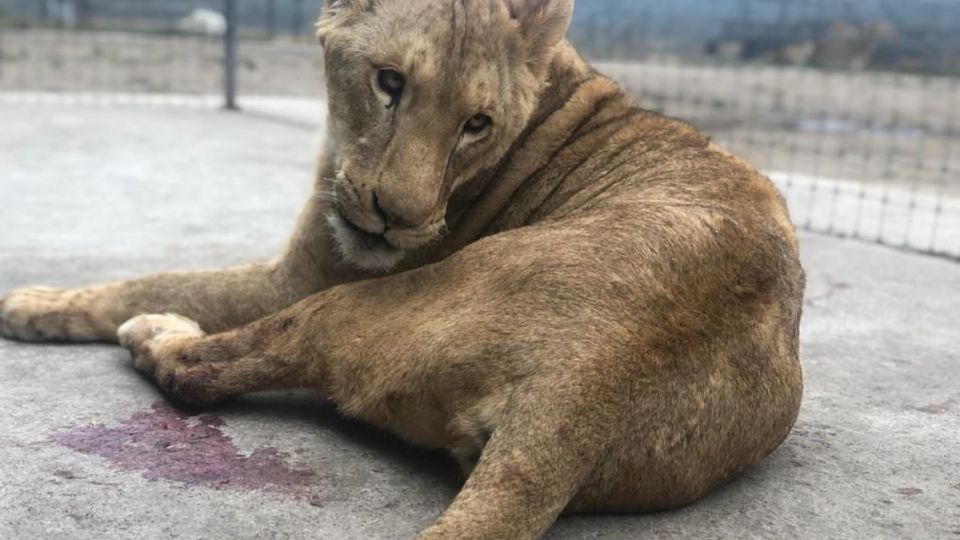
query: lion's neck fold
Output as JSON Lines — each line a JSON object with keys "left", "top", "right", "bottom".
{"left": 434, "top": 43, "right": 632, "bottom": 259}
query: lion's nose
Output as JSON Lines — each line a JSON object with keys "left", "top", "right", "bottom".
{"left": 372, "top": 191, "right": 424, "bottom": 230}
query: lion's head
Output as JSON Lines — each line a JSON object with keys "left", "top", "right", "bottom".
{"left": 317, "top": 0, "right": 574, "bottom": 270}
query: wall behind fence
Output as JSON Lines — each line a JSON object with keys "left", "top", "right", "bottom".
{"left": 0, "top": 0, "right": 958, "bottom": 259}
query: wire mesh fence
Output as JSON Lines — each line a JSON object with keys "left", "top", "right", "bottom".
{"left": 1, "top": 0, "right": 957, "bottom": 260}
{"left": 0, "top": 1, "right": 224, "bottom": 96}
{"left": 0, "top": 1, "right": 326, "bottom": 96}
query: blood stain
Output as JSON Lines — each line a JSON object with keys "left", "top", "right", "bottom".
{"left": 49, "top": 401, "right": 315, "bottom": 495}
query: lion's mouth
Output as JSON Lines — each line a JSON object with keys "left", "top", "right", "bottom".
{"left": 337, "top": 207, "right": 393, "bottom": 249}
{"left": 327, "top": 208, "right": 405, "bottom": 271}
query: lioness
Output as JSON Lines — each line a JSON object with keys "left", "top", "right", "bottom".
{"left": 0, "top": 0, "right": 805, "bottom": 538}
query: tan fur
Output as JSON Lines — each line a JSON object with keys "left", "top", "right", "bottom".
{"left": 0, "top": 1, "right": 805, "bottom": 538}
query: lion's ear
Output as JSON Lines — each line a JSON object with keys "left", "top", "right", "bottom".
{"left": 509, "top": 0, "right": 574, "bottom": 71}
{"left": 316, "top": 0, "right": 376, "bottom": 45}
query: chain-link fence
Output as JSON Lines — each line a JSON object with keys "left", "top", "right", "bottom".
{"left": 1, "top": 0, "right": 958, "bottom": 260}
{"left": 0, "top": 1, "right": 328, "bottom": 99}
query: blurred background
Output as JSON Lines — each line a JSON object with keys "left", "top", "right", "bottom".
{"left": 0, "top": 0, "right": 957, "bottom": 260}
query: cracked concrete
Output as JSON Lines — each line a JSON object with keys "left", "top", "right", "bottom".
{"left": 0, "top": 101, "right": 958, "bottom": 539}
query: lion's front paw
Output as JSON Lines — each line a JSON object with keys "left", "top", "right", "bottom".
{"left": 0, "top": 287, "right": 98, "bottom": 342}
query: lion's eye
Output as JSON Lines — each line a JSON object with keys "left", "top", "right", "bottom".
{"left": 376, "top": 69, "right": 405, "bottom": 105}
{"left": 464, "top": 114, "right": 492, "bottom": 135}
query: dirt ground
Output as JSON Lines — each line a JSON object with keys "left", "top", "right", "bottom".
{"left": 1, "top": 29, "right": 958, "bottom": 198}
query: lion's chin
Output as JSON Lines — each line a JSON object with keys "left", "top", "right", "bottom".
{"left": 327, "top": 212, "right": 406, "bottom": 272}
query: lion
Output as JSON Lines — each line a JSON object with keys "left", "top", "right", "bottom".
{"left": 0, "top": 1, "right": 805, "bottom": 538}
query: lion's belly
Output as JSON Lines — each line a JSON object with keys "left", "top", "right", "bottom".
{"left": 343, "top": 383, "right": 510, "bottom": 463}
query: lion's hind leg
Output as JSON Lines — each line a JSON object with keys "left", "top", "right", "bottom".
{"left": 418, "top": 370, "right": 622, "bottom": 540}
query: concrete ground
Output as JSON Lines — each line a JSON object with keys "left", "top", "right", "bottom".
{"left": 0, "top": 102, "right": 958, "bottom": 539}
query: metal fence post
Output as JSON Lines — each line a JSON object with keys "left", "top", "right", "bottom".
{"left": 293, "top": 0, "right": 305, "bottom": 36}
{"left": 267, "top": 0, "right": 276, "bottom": 39}
{"left": 224, "top": 0, "right": 239, "bottom": 110}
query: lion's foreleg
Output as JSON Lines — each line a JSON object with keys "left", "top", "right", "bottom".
{"left": 0, "top": 190, "right": 334, "bottom": 343}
